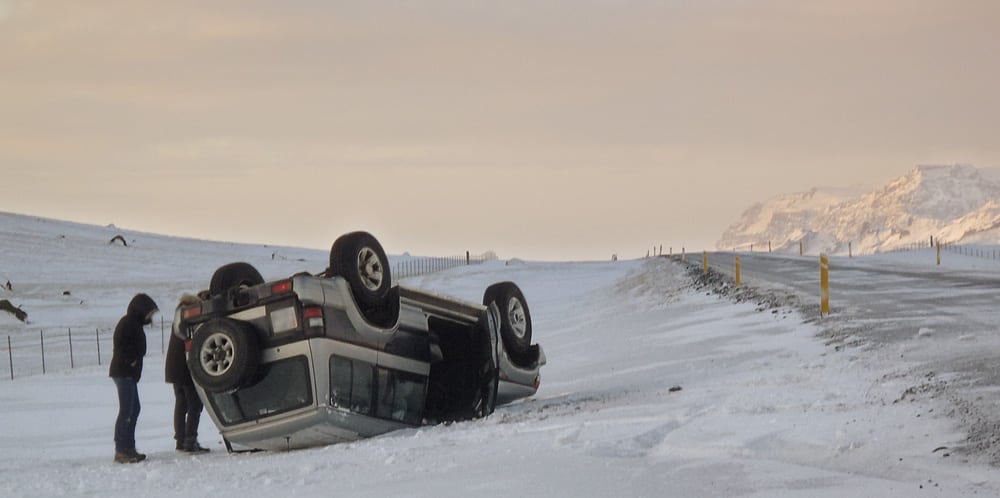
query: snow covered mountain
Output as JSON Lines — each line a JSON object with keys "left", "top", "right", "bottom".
{"left": 717, "top": 164, "right": 1000, "bottom": 255}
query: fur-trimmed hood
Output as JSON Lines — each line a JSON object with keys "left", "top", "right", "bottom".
{"left": 176, "top": 293, "right": 200, "bottom": 308}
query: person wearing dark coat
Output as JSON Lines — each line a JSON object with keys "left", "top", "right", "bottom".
{"left": 109, "top": 293, "right": 158, "bottom": 464}
{"left": 166, "top": 293, "right": 210, "bottom": 453}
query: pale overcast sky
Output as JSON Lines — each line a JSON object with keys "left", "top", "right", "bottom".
{"left": 2, "top": 0, "right": 998, "bottom": 260}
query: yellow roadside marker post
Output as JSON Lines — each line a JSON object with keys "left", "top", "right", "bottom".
{"left": 735, "top": 255, "right": 742, "bottom": 287}
{"left": 820, "top": 253, "right": 830, "bottom": 316}
{"left": 937, "top": 242, "right": 941, "bottom": 266}
{"left": 703, "top": 251, "right": 708, "bottom": 274}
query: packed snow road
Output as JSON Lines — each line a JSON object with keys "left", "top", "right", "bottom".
{"left": 702, "top": 249, "right": 1000, "bottom": 464}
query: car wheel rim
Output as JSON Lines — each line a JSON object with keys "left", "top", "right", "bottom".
{"left": 200, "top": 332, "right": 235, "bottom": 376}
{"left": 357, "top": 246, "right": 384, "bottom": 291}
{"left": 507, "top": 298, "right": 527, "bottom": 340}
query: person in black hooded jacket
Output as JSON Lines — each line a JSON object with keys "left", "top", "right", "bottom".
{"left": 109, "top": 293, "right": 158, "bottom": 464}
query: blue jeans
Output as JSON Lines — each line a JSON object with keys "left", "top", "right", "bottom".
{"left": 112, "top": 377, "right": 141, "bottom": 452}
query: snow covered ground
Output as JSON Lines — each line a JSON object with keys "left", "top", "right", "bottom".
{"left": 1, "top": 212, "right": 1000, "bottom": 497}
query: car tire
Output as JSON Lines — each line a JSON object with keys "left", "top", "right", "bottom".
{"left": 483, "top": 282, "right": 532, "bottom": 355}
{"left": 328, "top": 232, "right": 398, "bottom": 327}
{"left": 209, "top": 262, "right": 264, "bottom": 297}
{"left": 187, "top": 318, "right": 259, "bottom": 393}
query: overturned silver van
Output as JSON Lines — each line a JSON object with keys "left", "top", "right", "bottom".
{"left": 177, "top": 232, "right": 545, "bottom": 451}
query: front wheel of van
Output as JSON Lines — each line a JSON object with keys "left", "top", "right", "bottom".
{"left": 209, "top": 262, "right": 264, "bottom": 298}
{"left": 483, "top": 282, "right": 532, "bottom": 355}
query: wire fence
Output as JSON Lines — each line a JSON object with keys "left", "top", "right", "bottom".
{"left": 3, "top": 320, "right": 170, "bottom": 381}
{"left": 718, "top": 237, "right": 1000, "bottom": 260}
{"left": 394, "top": 251, "right": 497, "bottom": 279}
{"left": 937, "top": 242, "right": 1000, "bottom": 261}
{"left": 2, "top": 253, "right": 496, "bottom": 381}
{"left": 722, "top": 240, "right": 880, "bottom": 257}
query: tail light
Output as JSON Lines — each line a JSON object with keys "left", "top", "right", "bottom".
{"left": 182, "top": 305, "right": 202, "bottom": 320}
{"left": 271, "top": 280, "right": 293, "bottom": 295}
{"left": 303, "top": 306, "right": 324, "bottom": 337}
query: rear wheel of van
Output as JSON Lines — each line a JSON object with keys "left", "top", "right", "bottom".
{"left": 328, "top": 231, "right": 398, "bottom": 327}
{"left": 188, "top": 318, "right": 259, "bottom": 393}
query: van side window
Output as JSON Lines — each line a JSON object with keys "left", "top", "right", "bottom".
{"left": 330, "top": 356, "right": 354, "bottom": 409}
{"left": 330, "top": 355, "right": 426, "bottom": 425}
{"left": 375, "top": 369, "right": 426, "bottom": 425}
{"left": 330, "top": 356, "right": 373, "bottom": 415}
{"left": 351, "top": 362, "right": 374, "bottom": 415}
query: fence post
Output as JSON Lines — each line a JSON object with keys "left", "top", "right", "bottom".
{"left": 820, "top": 254, "right": 830, "bottom": 317}
{"left": 735, "top": 255, "right": 742, "bottom": 287}
{"left": 69, "top": 328, "right": 75, "bottom": 369}
{"left": 96, "top": 328, "right": 102, "bottom": 366}
{"left": 40, "top": 330, "right": 46, "bottom": 374}
{"left": 7, "top": 336, "right": 12, "bottom": 380}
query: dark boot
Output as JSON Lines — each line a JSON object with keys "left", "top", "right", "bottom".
{"left": 182, "top": 438, "right": 210, "bottom": 453}
{"left": 114, "top": 449, "right": 146, "bottom": 464}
